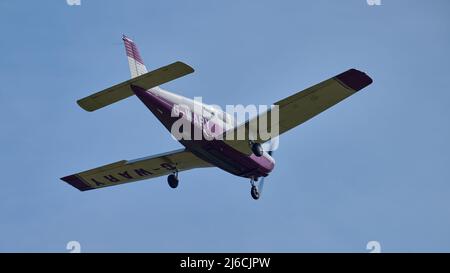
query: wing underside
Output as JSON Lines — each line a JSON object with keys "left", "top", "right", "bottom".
{"left": 223, "top": 69, "right": 373, "bottom": 154}
{"left": 61, "top": 149, "right": 212, "bottom": 191}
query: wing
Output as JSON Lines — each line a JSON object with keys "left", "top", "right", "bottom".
{"left": 223, "top": 69, "right": 373, "bottom": 154}
{"left": 60, "top": 149, "right": 212, "bottom": 191}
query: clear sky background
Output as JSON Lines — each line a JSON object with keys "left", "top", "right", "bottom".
{"left": 1, "top": 0, "right": 449, "bottom": 252}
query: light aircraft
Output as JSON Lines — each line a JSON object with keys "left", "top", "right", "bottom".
{"left": 61, "top": 35, "right": 373, "bottom": 200}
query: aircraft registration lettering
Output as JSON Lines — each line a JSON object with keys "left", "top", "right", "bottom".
{"left": 88, "top": 168, "right": 155, "bottom": 186}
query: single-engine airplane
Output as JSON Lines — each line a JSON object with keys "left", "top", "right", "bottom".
{"left": 61, "top": 35, "right": 373, "bottom": 200}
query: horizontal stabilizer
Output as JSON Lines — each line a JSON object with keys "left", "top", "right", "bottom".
{"left": 77, "top": 61, "right": 194, "bottom": 112}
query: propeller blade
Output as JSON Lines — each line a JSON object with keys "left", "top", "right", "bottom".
{"left": 258, "top": 137, "right": 277, "bottom": 197}
{"left": 262, "top": 136, "right": 279, "bottom": 155}
{"left": 258, "top": 177, "right": 265, "bottom": 194}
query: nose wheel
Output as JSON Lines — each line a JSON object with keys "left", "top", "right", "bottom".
{"left": 251, "top": 186, "right": 260, "bottom": 200}
{"left": 250, "top": 179, "right": 260, "bottom": 200}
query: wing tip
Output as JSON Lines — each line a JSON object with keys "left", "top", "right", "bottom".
{"left": 172, "top": 61, "right": 195, "bottom": 74}
{"left": 76, "top": 99, "right": 95, "bottom": 112}
{"left": 60, "top": 174, "right": 93, "bottom": 191}
{"left": 335, "top": 69, "right": 373, "bottom": 92}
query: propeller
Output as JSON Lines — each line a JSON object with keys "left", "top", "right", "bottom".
{"left": 258, "top": 137, "right": 279, "bottom": 196}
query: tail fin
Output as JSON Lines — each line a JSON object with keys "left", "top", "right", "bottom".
{"left": 122, "top": 35, "right": 148, "bottom": 78}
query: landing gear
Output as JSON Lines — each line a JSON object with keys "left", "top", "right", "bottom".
{"left": 167, "top": 173, "right": 179, "bottom": 189}
{"left": 251, "top": 186, "right": 260, "bottom": 200}
{"left": 250, "top": 178, "right": 260, "bottom": 200}
{"left": 250, "top": 142, "right": 263, "bottom": 157}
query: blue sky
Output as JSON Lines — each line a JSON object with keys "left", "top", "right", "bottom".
{"left": 1, "top": 0, "right": 450, "bottom": 252}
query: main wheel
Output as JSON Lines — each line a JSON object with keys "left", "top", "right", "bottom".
{"left": 167, "top": 174, "right": 179, "bottom": 189}
{"left": 251, "top": 143, "right": 264, "bottom": 157}
{"left": 251, "top": 186, "right": 260, "bottom": 200}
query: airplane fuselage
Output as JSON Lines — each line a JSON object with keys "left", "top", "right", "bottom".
{"left": 131, "top": 85, "right": 275, "bottom": 179}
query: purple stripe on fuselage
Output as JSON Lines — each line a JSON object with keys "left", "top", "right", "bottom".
{"left": 130, "top": 85, "right": 275, "bottom": 179}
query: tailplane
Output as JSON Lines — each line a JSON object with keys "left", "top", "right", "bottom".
{"left": 77, "top": 61, "right": 194, "bottom": 112}
{"left": 76, "top": 35, "right": 194, "bottom": 112}
{"left": 122, "top": 35, "right": 148, "bottom": 78}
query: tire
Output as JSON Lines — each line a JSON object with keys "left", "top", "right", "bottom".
{"left": 251, "top": 186, "right": 260, "bottom": 200}
{"left": 168, "top": 174, "right": 179, "bottom": 189}
{"left": 251, "top": 143, "right": 264, "bottom": 157}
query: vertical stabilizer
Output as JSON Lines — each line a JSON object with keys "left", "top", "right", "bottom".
{"left": 122, "top": 35, "right": 148, "bottom": 78}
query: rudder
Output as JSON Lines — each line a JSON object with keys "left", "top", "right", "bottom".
{"left": 122, "top": 35, "right": 148, "bottom": 78}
